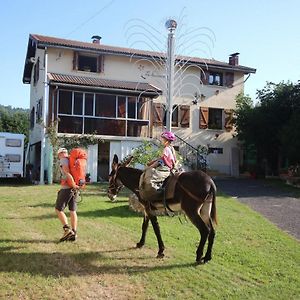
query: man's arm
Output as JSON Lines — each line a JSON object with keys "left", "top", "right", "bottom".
{"left": 62, "top": 165, "right": 79, "bottom": 189}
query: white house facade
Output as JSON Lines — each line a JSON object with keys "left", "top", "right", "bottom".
{"left": 23, "top": 34, "right": 256, "bottom": 183}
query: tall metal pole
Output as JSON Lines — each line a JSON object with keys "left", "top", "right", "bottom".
{"left": 40, "top": 47, "right": 48, "bottom": 184}
{"left": 165, "top": 19, "right": 177, "bottom": 132}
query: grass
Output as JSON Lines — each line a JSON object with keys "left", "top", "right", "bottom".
{"left": 0, "top": 183, "right": 299, "bottom": 299}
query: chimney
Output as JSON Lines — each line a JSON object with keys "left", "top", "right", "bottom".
{"left": 229, "top": 52, "right": 240, "bottom": 66}
{"left": 91, "top": 35, "right": 101, "bottom": 44}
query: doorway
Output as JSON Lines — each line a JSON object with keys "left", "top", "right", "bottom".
{"left": 98, "top": 141, "right": 110, "bottom": 181}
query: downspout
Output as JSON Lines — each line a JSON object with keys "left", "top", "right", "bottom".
{"left": 40, "top": 47, "right": 48, "bottom": 184}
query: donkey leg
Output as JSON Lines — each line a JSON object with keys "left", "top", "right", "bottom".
{"left": 200, "top": 200, "right": 215, "bottom": 263}
{"left": 150, "top": 215, "right": 165, "bottom": 258}
{"left": 136, "top": 215, "right": 149, "bottom": 248}
{"left": 203, "top": 219, "right": 215, "bottom": 263}
{"left": 184, "top": 204, "right": 209, "bottom": 264}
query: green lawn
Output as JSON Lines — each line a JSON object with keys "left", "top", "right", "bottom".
{"left": 0, "top": 183, "right": 299, "bottom": 299}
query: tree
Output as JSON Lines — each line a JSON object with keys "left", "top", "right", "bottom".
{"left": 235, "top": 81, "right": 300, "bottom": 175}
{"left": 0, "top": 105, "right": 30, "bottom": 144}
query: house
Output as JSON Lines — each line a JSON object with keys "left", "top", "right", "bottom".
{"left": 23, "top": 34, "right": 256, "bottom": 183}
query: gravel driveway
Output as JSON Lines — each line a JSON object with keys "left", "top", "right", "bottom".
{"left": 214, "top": 178, "right": 300, "bottom": 240}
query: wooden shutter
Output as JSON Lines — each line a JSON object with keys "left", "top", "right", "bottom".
{"left": 225, "top": 72, "right": 234, "bottom": 87}
{"left": 73, "top": 51, "right": 78, "bottom": 70}
{"left": 97, "top": 55, "right": 104, "bottom": 73}
{"left": 152, "top": 103, "right": 165, "bottom": 126}
{"left": 179, "top": 105, "right": 190, "bottom": 128}
{"left": 199, "top": 107, "right": 209, "bottom": 129}
{"left": 224, "top": 109, "right": 234, "bottom": 131}
{"left": 200, "top": 69, "right": 209, "bottom": 85}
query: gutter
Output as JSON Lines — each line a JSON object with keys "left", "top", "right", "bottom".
{"left": 49, "top": 82, "right": 161, "bottom": 97}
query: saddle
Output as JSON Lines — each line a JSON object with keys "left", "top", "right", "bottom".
{"left": 139, "top": 167, "right": 182, "bottom": 203}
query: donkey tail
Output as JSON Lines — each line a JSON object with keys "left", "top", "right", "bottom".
{"left": 210, "top": 181, "right": 218, "bottom": 225}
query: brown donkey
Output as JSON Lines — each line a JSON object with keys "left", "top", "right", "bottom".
{"left": 107, "top": 154, "right": 217, "bottom": 264}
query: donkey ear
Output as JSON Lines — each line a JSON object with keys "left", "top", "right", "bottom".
{"left": 122, "top": 155, "right": 134, "bottom": 167}
{"left": 112, "top": 154, "right": 119, "bottom": 165}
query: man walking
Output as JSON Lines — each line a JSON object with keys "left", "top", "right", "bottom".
{"left": 55, "top": 148, "right": 79, "bottom": 242}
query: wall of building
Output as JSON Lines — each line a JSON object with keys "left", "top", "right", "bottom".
{"left": 37, "top": 46, "right": 247, "bottom": 176}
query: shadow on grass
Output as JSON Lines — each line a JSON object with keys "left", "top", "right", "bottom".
{"left": 16, "top": 205, "right": 140, "bottom": 220}
{"left": 0, "top": 245, "right": 196, "bottom": 277}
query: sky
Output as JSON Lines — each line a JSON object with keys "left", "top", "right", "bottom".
{"left": 0, "top": 0, "right": 299, "bottom": 109}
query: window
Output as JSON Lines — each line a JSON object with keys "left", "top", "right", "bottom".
{"left": 209, "top": 72, "right": 223, "bottom": 86}
{"left": 74, "top": 92, "right": 83, "bottom": 115}
{"left": 30, "top": 107, "right": 35, "bottom": 129}
{"left": 117, "top": 96, "right": 126, "bottom": 118}
{"left": 208, "top": 147, "right": 223, "bottom": 154}
{"left": 199, "top": 107, "right": 223, "bottom": 130}
{"left": 33, "top": 58, "right": 39, "bottom": 85}
{"left": 58, "top": 116, "right": 83, "bottom": 134}
{"left": 5, "top": 154, "right": 21, "bottom": 162}
{"left": 128, "top": 97, "right": 136, "bottom": 119}
{"left": 36, "top": 98, "right": 43, "bottom": 121}
{"left": 58, "top": 91, "right": 72, "bottom": 114}
{"left": 73, "top": 52, "right": 103, "bottom": 73}
{"left": 153, "top": 104, "right": 190, "bottom": 128}
{"left": 84, "top": 93, "right": 94, "bottom": 116}
{"left": 57, "top": 90, "right": 150, "bottom": 137}
{"left": 208, "top": 108, "right": 222, "bottom": 129}
{"left": 6, "top": 139, "right": 22, "bottom": 147}
{"left": 95, "top": 94, "right": 116, "bottom": 117}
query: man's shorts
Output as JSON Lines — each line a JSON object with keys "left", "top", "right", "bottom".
{"left": 55, "top": 188, "right": 77, "bottom": 211}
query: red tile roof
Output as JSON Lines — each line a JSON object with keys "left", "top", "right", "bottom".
{"left": 30, "top": 34, "right": 256, "bottom": 73}
{"left": 48, "top": 73, "right": 161, "bottom": 96}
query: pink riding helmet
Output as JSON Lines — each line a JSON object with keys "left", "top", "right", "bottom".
{"left": 161, "top": 131, "right": 176, "bottom": 141}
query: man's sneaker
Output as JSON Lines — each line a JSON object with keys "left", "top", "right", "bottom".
{"left": 67, "top": 232, "right": 77, "bottom": 242}
{"left": 59, "top": 227, "right": 73, "bottom": 242}
{"left": 67, "top": 231, "right": 77, "bottom": 242}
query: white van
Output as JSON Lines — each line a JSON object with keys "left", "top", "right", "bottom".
{"left": 0, "top": 132, "right": 25, "bottom": 178}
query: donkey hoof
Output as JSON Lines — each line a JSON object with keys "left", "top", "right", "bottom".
{"left": 136, "top": 242, "right": 144, "bottom": 248}
{"left": 156, "top": 253, "right": 165, "bottom": 259}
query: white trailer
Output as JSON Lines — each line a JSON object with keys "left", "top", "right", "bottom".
{"left": 0, "top": 132, "right": 25, "bottom": 178}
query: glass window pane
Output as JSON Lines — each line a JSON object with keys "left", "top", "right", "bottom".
{"left": 74, "top": 92, "right": 83, "bottom": 115}
{"left": 137, "top": 98, "right": 149, "bottom": 120}
{"left": 5, "top": 154, "right": 21, "bottom": 162}
{"left": 58, "top": 116, "right": 83, "bottom": 133}
{"left": 128, "top": 96, "right": 136, "bottom": 119}
{"left": 117, "top": 96, "right": 126, "bottom": 118}
{"left": 208, "top": 108, "right": 222, "bottom": 129}
{"left": 5, "top": 139, "right": 22, "bottom": 147}
{"left": 58, "top": 90, "right": 72, "bottom": 114}
{"left": 127, "top": 120, "right": 149, "bottom": 137}
{"left": 84, "top": 118, "right": 125, "bottom": 135}
{"left": 95, "top": 94, "right": 116, "bottom": 117}
{"left": 84, "top": 93, "right": 94, "bottom": 116}
{"left": 78, "top": 55, "right": 97, "bottom": 72}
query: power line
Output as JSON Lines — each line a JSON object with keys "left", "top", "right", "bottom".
{"left": 64, "top": 0, "right": 115, "bottom": 38}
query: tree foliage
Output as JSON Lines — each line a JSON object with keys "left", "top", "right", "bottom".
{"left": 0, "top": 105, "right": 30, "bottom": 144}
{"left": 235, "top": 81, "right": 300, "bottom": 174}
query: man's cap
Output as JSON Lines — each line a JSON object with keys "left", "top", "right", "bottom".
{"left": 57, "top": 148, "right": 68, "bottom": 155}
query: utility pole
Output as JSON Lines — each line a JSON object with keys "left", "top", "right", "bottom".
{"left": 165, "top": 19, "right": 177, "bottom": 131}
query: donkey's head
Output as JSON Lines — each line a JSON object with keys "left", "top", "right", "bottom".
{"left": 107, "top": 154, "right": 133, "bottom": 201}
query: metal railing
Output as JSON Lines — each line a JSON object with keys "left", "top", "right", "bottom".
{"left": 173, "top": 134, "right": 208, "bottom": 172}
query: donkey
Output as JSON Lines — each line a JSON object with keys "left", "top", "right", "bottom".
{"left": 107, "top": 154, "right": 217, "bottom": 264}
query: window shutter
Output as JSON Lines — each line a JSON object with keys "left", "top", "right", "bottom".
{"left": 97, "top": 55, "right": 104, "bottom": 73}
{"left": 179, "top": 105, "right": 190, "bottom": 127}
{"left": 199, "top": 107, "right": 209, "bottom": 129}
{"left": 73, "top": 52, "right": 78, "bottom": 70}
{"left": 152, "top": 103, "right": 165, "bottom": 126}
{"left": 224, "top": 109, "right": 234, "bottom": 131}
{"left": 200, "top": 69, "right": 209, "bottom": 85}
{"left": 225, "top": 72, "right": 234, "bottom": 87}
